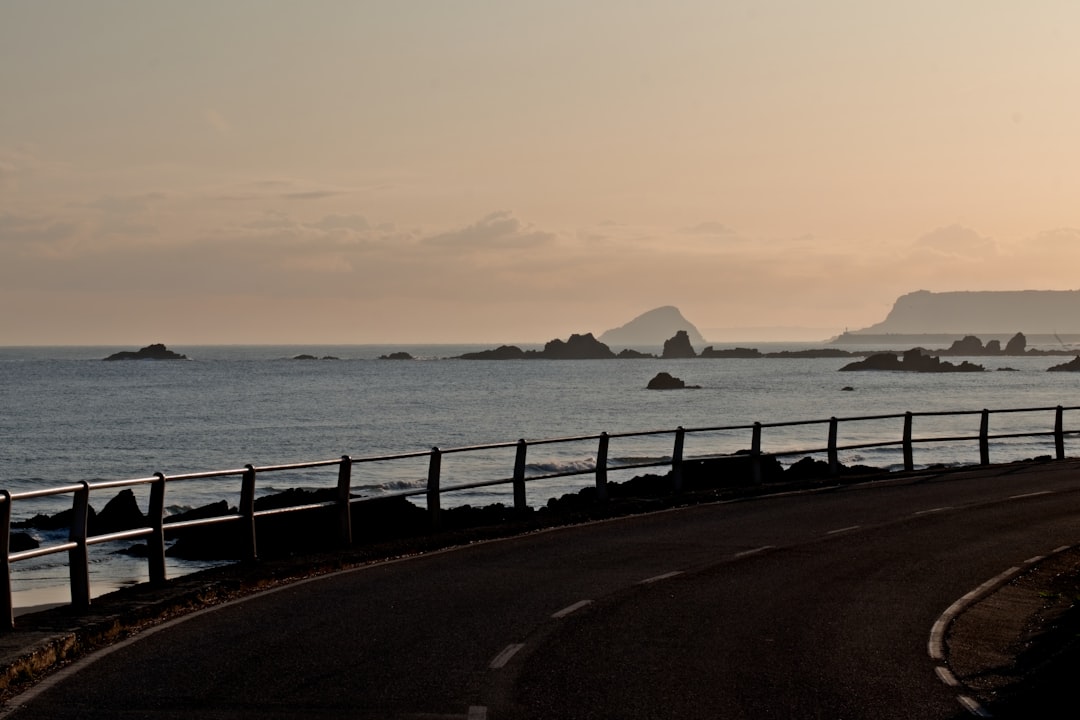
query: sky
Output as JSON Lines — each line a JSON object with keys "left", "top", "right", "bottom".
{"left": 3, "top": 1, "right": 1080, "bottom": 345}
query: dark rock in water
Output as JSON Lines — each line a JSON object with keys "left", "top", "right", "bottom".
{"left": 1005, "top": 332, "right": 1027, "bottom": 355}
{"left": 985, "top": 340, "right": 1001, "bottom": 354}
{"left": 647, "top": 372, "right": 700, "bottom": 390}
{"left": 457, "top": 345, "right": 528, "bottom": 360}
{"left": 996, "top": 367, "right": 1019, "bottom": 372}
{"left": 616, "top": 348, "right": 654, "bottom": 359}
{"left": 379, "top": 352, "right": 414, "bottom": 360}
{"left": 94, "top": 489, "right": 145, "bottom": 534}
{"left": 164, "top": 500, "right": 233, "bottom": 524}
{"left": 841, "top": 386, "right": 855, "bottom": 391}
{"left": 839, "top": 348, "right": 984, "bottom": 372}
{"left": 944, "top": 335, "right": 986, "bottom": 355}
{"left": 14, "top": 505, "right": 98, "bottom": 532}
{"left": 103, "top": 343, "right": 187, "bottom": 361}
{"left": 10, "top": 532, "right": 38, "bottom": 552}
{"left": 661, "top": 330, "right": 697, "bottom": 359}
{"left": 293, "top": 354, "right": 318, "bottom": 360}
{"left": 764, "top": 348, "right": 854, "bottom": 358}
{"left": 700, "top": 346, "right": 763, "bottom": 358}
{"left": 681, "top": 453, "right": 786, "bottom": 488}
{"left": 540, "top": 333, "right": 615, "bottom": 359}
{"left": 1047, "top": 356, "right": 1080, "bottom": 372}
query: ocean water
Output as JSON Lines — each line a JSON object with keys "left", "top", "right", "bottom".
{"left": 1, "top": 343, "right": 1078, "bottom": 608}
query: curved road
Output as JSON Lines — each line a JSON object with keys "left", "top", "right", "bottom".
{"left": 6, "top": 460, "right": 1080, "bottom": 719}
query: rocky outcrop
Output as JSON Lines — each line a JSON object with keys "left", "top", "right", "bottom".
{"left": 540, "top": 333, "right": 615, "bottom": 359}
{"left": 1005, "top": 332, "right": 1027, "bottom": 355}
{"left": 700, "top": 346, "right": 763, "bottom": 358}
{"left": 1047, "top": 356, "right": 1080, "bottom": 372}
{"left": 661, "top": 330, "right": 697, "bottom": 359}
{"left": 103, "top": 343, "right": 188, "bottom": 361}
{"left": 840, "top": 348, "right": 985, "bottom": 372}
{"left": 378, "top": 352, "right": 414, "bottom": 360}
{"left": 293, "top": 354, "right": 340, "bottom": 360}
{"left": 646, "top": 372, "right": 700, "bottom": 390}
{"left": 457, "top": 334, "right": 615, "bottom": 360}
{"left": 598, "top": 306, "right": 707, "bottom": 348}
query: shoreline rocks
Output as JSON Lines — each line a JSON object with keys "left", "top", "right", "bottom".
{"left": 103, "top": 344, "right": 188, "bottom": 361}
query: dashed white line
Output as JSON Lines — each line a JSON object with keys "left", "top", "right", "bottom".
{"left": 489, "top": 643, "right": 525, "bottom": 669}
{"left": 957, "top": 694, "right": 993, "bottom": 717}
{"left": 552, "top": 600, "right": 592, "bottom": 618}
{"left": 638, "top": 571, "right": 683, "bottom": 585}
{"left": 1009, "top": 490, "right": 1054, "bottom": 500}
{"left": 734, "top": 546, "right": 773, "bottom": 558}
{"left": 826, "top": 525, "right": 861, "bottom": 535}
{"left": 935, "top": 666, "right": 959, "bottom": 687}
{"left": 914, "top": 506, "right": 953, "bottom": 515}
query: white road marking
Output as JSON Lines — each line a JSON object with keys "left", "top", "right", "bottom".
{"left": 734, "top": 546, "right": 773, "bottom": 558}
{"left": 489, "top": 643, "right": 525, "bottom": 669}
{"left": 914, "top": 506, "right": 953, "bottom": 515}
{"left": 935, "top": 666, "right": 959, "bottom": 686}
{"left": 826, "top": 525, "right": 861, "bottom": 535}
{"left": 552, "top": 599, "right": 592, "bottom": 618}
{"left": 957, "top": 694, "right": 993, "bottom": 717}
{"left": 1009, "top": 490, "right": 1053, "bottom": 500}
{"left": 638, "top": 571, "right": 683, "bottom": 585}
{"left": 467, "top": 706, "right": 488, "bottom": 720}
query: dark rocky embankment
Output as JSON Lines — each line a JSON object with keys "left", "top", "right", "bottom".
{"left": 16, "top": 452, "right": 901, "bottom": 562}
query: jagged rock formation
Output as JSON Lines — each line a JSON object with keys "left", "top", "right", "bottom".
{"left": 839, "top": 348, "right": 985, "bottom": 372}
{"left": 661, "top": 330, "right": 697, "bottom": 359}
{"left": 456, "top": 334, "right": 615, "bottom": 360}
{"left": 1047, "top": 357, "right": 1080, "bottom": 372}
{"left": 599, "top": 306, "right": 706, "bottom": 348}
{"left": 646, "top": 372, "right": 700, "bottom": 389}
{"left": 700, "top": 347, "right": 763, "bottom": 358}
{"left": 851, "top": 290, "right": 1080, "bottom": 335}
{"left": 103, "top": 343, "right": 188, "bottom": 361}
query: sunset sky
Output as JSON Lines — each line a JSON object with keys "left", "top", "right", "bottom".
{"left": 3, "top": 1, "right": 1080, "bottom": 344}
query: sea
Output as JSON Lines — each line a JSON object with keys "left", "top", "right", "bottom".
{"left": 2, "top": 341, "right": 1078, "bottom": 609}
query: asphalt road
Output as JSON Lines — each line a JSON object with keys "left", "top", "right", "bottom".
{"left": 6, "top": 460, "right": 1080, "bottom": 719}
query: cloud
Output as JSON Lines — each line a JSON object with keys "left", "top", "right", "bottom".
{"left": 914, "top": 225, "right": 996, "bottom": 258}
{"left": 309, "top": 214, "right": 370, "bottom": 232}
{"left": 423, "top": 211, "right": 555, "bottom": 249}
{"left": 281, "top": 190, "right": 344, "bottom": 200}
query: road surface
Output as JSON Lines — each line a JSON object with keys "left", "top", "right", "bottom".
{"left": 6, "top": 460, "right": 1080, "bottom": 718}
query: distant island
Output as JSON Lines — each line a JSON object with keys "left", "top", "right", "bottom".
{"left": 598, "top": 306, "right": 706, "bottom": 348}
{"left": 103, "top": 343, "right": 188, "bottom": 361}
{"left": 841, "top": 289, "right": 1080, "bottom": 338}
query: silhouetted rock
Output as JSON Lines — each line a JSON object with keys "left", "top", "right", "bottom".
{"left": 1047, "top": 356, "right": 1080, "bottom": 372}
{"left": 700, "top": 346, "right": 763, "bottom": 358}
{"left": 103, "top": 343, "right": 187, "bottom": 361}
{"left": 457, "top": 345, "right": 528, "bottom": 360}
{"left": 1005, "top": 332, "right": 1027, "bottom": 355}
{"left": 541, "top": 333, "right": 615, "bottom": 359}
{"left": 840, "top": 348, "right": 984, "bottom": 372}
{"left": 293, "top": 354, "right": 318, "bottom": 360}
{"left": 763, "top": 348, "right": 854, "bottom": 358}
{"left": 93, "top": 488, "right": 145, "bottom": 535}
{"left": 378, "top": 352, "right": 414, "bottom": 360}
{"left": 946, "top": 336, "right": 986, "bottom": 354}
{"left": 661, "top": 330, "right": 697, "bottom": 359}
{"left": 10, "top": 533, "right": 38, "bottom": 553}
{"left": 985, "top": 340, "right": 1001, "bottom": 353}
{"left": 616, "top": 348, "right": 655, "bottom": 359}
{"left": 647, "top": 372, "right": 698, "bottom": 389}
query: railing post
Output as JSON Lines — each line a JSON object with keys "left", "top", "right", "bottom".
{"left": 148, "top": 473, "right": 167, "bottom": 586}
{"left": 513, "top": 440, "right": 528, "bottom": 514}
{"left": 240, "top": 464, "right": 258, "bottom": 561}
{"left": 0, "top": 491, "right": 12, "bottom": 631}
{"left": 595, "top": 433, "right": 609, "bottom": 502}
{"left": 427, "top": 447, "right": 442, "bottom": 530}
{"left": 903, "top": 412, "right": 914, "bottom": 471}
{"left": 337, "top": 455, "right": 353, "bottom": 547}
{"left": 751, "top": 422, "right": 762, "bottom": 485}
{"left": 1055, "top": 406, "right": 1065, "bottom": 460}
{"left": 69, "top": 481, "right": 91, "bottom": 611}
{"left": 671, "top": 427, "right": 685, "bottom": 493}
{"left": 979, "top": 409, "right": 990, "bottom": 466}
{"left": 828, "top": 417, "right": 840, "bottom": 477}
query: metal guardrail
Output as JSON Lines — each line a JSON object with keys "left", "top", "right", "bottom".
{"left": 1, "top": 403, "right": 1077, "bottom": 628}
